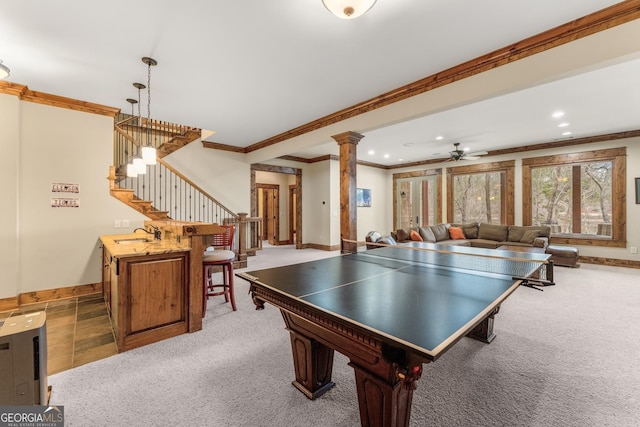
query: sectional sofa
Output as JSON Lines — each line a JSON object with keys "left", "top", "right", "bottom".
{"left": 366, "top": 222, "right": 551, "bottom": 250}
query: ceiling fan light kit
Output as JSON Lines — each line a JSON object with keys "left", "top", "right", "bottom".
{"left": 449, "top": 142, "right": 487, "bottom": 161}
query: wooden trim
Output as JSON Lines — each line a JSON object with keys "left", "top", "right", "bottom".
{"left": 201, "top": 140, "right": 245, "bottom": 153}
{"left": 0, "top": 81, "right": 120, "bottom": 117}
{"left": 17, "top": 283, "right": 102, "bottom": 306}
{"left": 0, "top": 297, "right": 19, "bottom": 312}
{"left": 579, "top": 256, "right": 640, "bottom": 269}
{"left": 242, "top": 2, "right": 640, "bottom": 152}
{"left": 522, "top": 147, "right": 627, "bottom": 166}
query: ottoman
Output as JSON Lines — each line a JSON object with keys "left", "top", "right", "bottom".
{"left": 546, "top": 245, "right": 579, "bottom": 267}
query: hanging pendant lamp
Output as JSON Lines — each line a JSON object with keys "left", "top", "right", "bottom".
{"left": 125, "top": 98, "right": 139, "bottom": 178}
{"left": 142, "top": 57, "right": 157, "bottom": 165}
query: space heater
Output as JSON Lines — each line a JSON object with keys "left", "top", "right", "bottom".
{"left": 0, "top": 311, "right": 48, "bottom": 405}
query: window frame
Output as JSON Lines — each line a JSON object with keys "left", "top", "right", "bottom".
{"left": 446, "top": 161, "right": 515, "bottom": 225}
{"left": 522, "top": 147, "right": 626, "bottom": 248}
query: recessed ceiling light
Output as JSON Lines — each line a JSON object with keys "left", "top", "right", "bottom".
{"left": 368, "top": 150, "right": 375, "bottom": 155}
{"left": 552, "top": 111, "right": 565, "bottom": 118}
{"left": 398, "top": 158, "right": 404, "bottom": 162}
{"left": 383, "top": 154, "right": 390, "bottom": 159}
{"left": 558, "top": 122, "right": 570, "bottom": 127}
{"left": 562, "top": 131, "right": 572, "bottom": 136}
{"left": 403, "top": 142, "right": 414, "bottom": 147}
{"left": 435, "top": 136, "right": 444, "bottom": 140}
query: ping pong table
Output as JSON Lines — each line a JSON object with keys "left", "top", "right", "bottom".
{"left": 237, "top": 244, "right": 551, "bottom": 426}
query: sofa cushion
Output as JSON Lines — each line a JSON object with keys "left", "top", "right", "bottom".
{"left": 448, "top": 226, "right": 465, "bottom": 240}
{"left": 520, "top": 229, "right": 541, "bottom": 244}
{"left": 507, "top": 226, "right": 526, "bottom": 243}
{"left": 418, "top": 226, "right": 436, "bottom": 243}
{"left": 470, "top": 239, "right": 502, "bottom": 249}
{"left": 438, "top": 239, "right": 471, "bottom": 247}
{"left": 454, "top": 222, "right": 479, "bottom": 239}
{"left": 430, "top": 224, "right": 450, "bottom": 241}
{"left": 410, "top": 229, "right": 423, "bottom": 241}
{"left": 478, "top": 223, "right": 508, "bottom": 242}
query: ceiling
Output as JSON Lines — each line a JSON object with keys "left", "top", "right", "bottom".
{"left": 2, "top": 1, "right": 639, "bottom": 167}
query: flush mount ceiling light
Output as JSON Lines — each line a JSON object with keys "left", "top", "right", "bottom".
{"left": 322, "top": 0, "right": 376, "bottom": 19}
{"left": 0, "top": 60, "right": 10, "bottom": 79}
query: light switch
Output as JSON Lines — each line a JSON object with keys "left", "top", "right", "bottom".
{"left": 122, "top": 219, "right": 130, "bottom": 228}
{"left": 114, "top": 220, "right": 121, "bottom": 228}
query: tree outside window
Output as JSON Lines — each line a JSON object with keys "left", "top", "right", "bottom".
{"left": 531, "top": 162, "right": 612, "bottom": 235}
{"left": 452, "top": 172, "right": 504, "bottom": 224}
{"left": 522, "top": 147, "right": 625, "bottom": 248}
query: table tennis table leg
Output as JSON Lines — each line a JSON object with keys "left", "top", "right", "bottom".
{"left": 466, "top": 306, "right": 500, "bottom": 343}
{"left": 283, "top": 317, "right": 336, "bottom": 400}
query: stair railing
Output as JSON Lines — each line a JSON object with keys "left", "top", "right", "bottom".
{"left": 112, "top": 113, "right": 262, "bottom": 263}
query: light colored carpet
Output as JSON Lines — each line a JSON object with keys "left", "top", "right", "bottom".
{"left": 49, "top": 245, "right": 640, "bottom": 426}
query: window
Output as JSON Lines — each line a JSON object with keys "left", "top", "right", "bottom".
{"left": 522, "top": 148, "right": 626, "bottom": 247}
{"left": 446, "top": 161, "right": 515, "bottom": 225}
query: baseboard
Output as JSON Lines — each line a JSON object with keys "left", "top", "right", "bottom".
{"left": 0, "top": 296, "right": 19, "bottom": 312}
{"left": 303, "top": 243, "right": 341, "bottom": 251}
{"left": 0, "top": 283, "right": 104, "bottom": 310}
{"left": 579, "top": 256, "right": 640, "bottom": 269}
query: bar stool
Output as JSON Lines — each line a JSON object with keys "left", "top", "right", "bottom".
{"left": 202, "top": 224, "right": 236, "bottom": 316}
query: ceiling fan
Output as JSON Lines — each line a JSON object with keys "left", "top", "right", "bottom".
{"left": 448, "top": 142, "right": 488, "bottom": 161}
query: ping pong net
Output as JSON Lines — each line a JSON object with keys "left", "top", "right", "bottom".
{"left": 342, "top": 238, "right": 554, "bottom": 288}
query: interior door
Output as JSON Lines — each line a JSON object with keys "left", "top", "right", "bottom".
{"left": 258, "top": 185, "right": 279, "bottom": 245}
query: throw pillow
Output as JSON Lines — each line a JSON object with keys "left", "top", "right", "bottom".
{"left": 396, "top": 228, "right": 411, "bottom": 242}
{"left": 448, "top": 226, "right": 465, "bottom": 240}
{"left": 520, "top": 229, "right": 541, "bottom": 244}
{"left": 410, "top": 229, "right": 423, "bottom": 241}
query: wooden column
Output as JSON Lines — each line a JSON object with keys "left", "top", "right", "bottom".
{"left": 331, "top": 131, "right": 364, "bottom": 253}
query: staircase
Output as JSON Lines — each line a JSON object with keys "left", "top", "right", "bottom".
{"left": 108, "top": 113, "right": 262, "bottom": 264}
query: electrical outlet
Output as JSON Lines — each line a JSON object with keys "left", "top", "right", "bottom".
{"left": 631, "top": 247, "right": 638, "bottom": 254}
{"left": 114, "top": 220, "right": 121, "bottom": 228}
{"left": 122, "top": 219, "right": 130, "bottom": 228}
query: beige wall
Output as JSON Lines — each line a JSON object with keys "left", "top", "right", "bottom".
{"left": 1, "top": 96, "right": 148, "bottom": 299}
{"left": 0, "top": 94, "right": 20, "bottom": 299}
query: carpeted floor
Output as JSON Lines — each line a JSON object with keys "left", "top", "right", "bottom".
{"left": 49, "top": 245, "right": 640, "bottom": 426}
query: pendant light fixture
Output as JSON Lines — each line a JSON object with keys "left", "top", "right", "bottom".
{"left": 322, "top": 0, "right": 376, "bottom": 19}
{"left": 125, "top": 98, "right": 139, "bottom": 178}
{"left": 132, "top": 82, "right": 147, "bottom": 174}
{"left": 141, "top": 57, "right": 157, "bottom": 165}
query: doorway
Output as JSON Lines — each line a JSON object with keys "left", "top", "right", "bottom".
{"left": 257, "top": 184, "right": 279, "bottom": 245}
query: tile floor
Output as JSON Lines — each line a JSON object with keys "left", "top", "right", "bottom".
{"left": 0, "top": 294, "right": 116, "bottom": 375}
